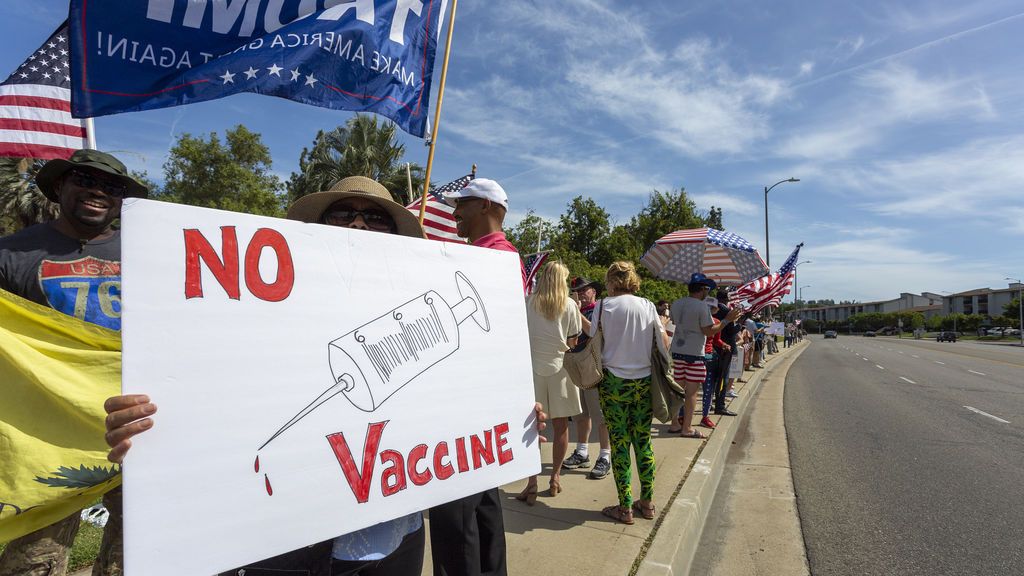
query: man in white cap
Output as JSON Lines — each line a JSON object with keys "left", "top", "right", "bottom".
{"left": 445, "top": 178, "right": 527, "bottom": 291}
{"left": 429, "top": 178, "right": 524, "bottom": 576}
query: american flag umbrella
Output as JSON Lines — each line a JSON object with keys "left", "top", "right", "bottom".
{"left": 640, "top": 228, "right": 769, "bottom": 286}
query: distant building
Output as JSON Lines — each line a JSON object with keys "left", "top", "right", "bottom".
{"left": 793, "top": 284, "right": 1022, "bottom": 325}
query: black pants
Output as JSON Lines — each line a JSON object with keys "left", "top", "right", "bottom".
{"left": 715, "top": 349, "right": 732, "bottom": 412}
{"left": 429, "top": 489, "right": 507, "bottom": 576}
{"left": 331, "top": 525, "right": 425, "bottom": 576}
{"left": 219, "top": 540, "right": 333, "bottom": 576}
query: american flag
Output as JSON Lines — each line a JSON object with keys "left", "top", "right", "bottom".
{"left": 735, "top": 243, "right": 803, "bottom": 314}
{"left": 522, "top": 252, "right": 550, "bottom": 295}
{"left": 406, "top": 174, "right": 472, "bottom": 242}
{"left": 0, "top": 23, "right": 88, "bottom": 159}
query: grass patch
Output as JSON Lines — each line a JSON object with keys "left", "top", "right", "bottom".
{"left": 0, "top": 517, "right": 104, "bottom": 573}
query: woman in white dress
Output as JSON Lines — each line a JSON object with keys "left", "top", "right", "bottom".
{"left": 517, "top": 261, "right": 582, "bottom": 504}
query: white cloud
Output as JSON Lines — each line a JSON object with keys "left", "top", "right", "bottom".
{"left": 799, "top": 61, "right": 815, "bottom": 76}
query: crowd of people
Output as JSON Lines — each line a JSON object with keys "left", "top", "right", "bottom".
{"left": 0, "top": 149, "right": 798, "bottom": 576}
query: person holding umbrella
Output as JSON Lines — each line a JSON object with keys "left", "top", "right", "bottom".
{"left": 669, "top": 274, "right": 743, "bottom": 438}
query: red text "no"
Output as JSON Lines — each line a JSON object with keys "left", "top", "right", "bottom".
{"left": 184, "top": 227, "right": 294, "bottom": 302}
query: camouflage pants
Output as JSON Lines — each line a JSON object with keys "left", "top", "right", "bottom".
{"left": 0, "top": 488, "right": 122, "bottom": 576}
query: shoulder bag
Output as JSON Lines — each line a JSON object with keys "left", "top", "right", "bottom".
{"left": 564, "top": 300, "right": 604, "bottom": 390}
{"left": 650, "top": 324, "right": 685, "bottom": 424}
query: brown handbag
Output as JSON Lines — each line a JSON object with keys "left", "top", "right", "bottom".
{"left": 565, "top": 301, "right": 604, "bottom": 390}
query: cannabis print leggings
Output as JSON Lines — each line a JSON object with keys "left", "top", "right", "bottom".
{"left": 598, "top": 371, "right": 656, "bottom": 508}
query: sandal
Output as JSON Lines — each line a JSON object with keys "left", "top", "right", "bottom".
{"left": 602, "top": 505, "right": 634, "bottom": 525}
{"left": 548, "top": 478, "right": 562, "bottom": 497}
{"left": 515, "top": 484, "right": 538, "bottom": 506}
{"left": 680, "top": 429, "right": 706, "bottom": 439}
{"left": 632, "top": 501, "right": 656, "bottom": 520}
{"left": 667, "top": 415, "right": 685, "bottom": 434}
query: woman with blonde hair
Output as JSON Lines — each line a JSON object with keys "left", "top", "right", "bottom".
{"left": 517, "top": 261, "right": 582, "bottom": 504}
{"left": 588, "top": 261, "right": 668, "bottom": 524}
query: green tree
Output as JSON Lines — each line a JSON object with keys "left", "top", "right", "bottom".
{"left": 506, "top": 209, "right": 557, "bottom": 255}
{"left": 0, "top": 157, "right": 56, "bottom": 235}
{"left": 553, "top": 196, "right": 611, "bottom": 261}
{"left": 286, "top": 114, "right": 424, "bottom": 205}
{"left": 705, "top": 205, "right": 724, "bottom": 230}
{"left": 628, "top": 188, "right": 705, "bottom": 256}
{"left": 1004, "top": 297, "right": 1021, "bottom": 327}
{"left": 158, "top": 126, "right": 284, "bottom": 217}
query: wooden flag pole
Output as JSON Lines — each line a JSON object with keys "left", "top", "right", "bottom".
{"left": 419, "top": 0, "right": 459, "bottom": 225}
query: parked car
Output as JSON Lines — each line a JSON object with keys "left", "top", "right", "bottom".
{"left": 937, "top": 331, "right": 957, "bottom": 342}
{"left": 1006, "top": 328, "right": 1022, "bottom": 336}
{"left": 864, "top": 331, "right": 876, "bottom": 337}
{"left": 985, "top": 328, "right": 1004, "bottom": 336}
{"left": 877, "top": 327, "right": 898, "bottom": 336}
{"left": 824, "top": 330, "right": 838, "bottom": 339}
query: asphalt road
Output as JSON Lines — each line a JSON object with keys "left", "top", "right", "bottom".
{"left": 786, "top": 335, "right": 1024, "bottom": 576}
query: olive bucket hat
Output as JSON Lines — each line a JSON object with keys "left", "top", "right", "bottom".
{"left": 35, "top": 149, "right": 148, "bottom": 202}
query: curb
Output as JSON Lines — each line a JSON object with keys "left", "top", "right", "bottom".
{"left": 634, "top": 340, "right": 809, "bottom": 576}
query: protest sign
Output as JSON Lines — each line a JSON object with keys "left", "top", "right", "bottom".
{"left": 119, "top": 199, "right": 539, "bottom": 575}
{"left": 69, "top": 0, "right": 447, "bottom": 137}
{"left": 768, "top": 321, "right": 784, "bottom": 336}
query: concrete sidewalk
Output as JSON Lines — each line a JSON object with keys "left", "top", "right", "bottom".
{"left": 421, "top": 340, "right": 810, "bottom": 576}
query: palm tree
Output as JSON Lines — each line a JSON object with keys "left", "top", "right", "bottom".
{"left": 286, "top": 114, "right": 425, "bottom": 205}
{"left": 0, "top": 157, "right": 57, "bottom": 235}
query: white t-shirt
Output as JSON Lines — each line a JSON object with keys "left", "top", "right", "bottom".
{"left": 588, "top": 295, "right": 667, "bottom": 379}
{"left": 670, "top": 296, "right": 713, "bottom": 357}
{"left": 526, "top": 296, "right": 581, "bottom": 376}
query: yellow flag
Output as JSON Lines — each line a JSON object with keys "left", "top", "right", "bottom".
{"left": 0, "top": 289, "right": 122, "bottom": 543}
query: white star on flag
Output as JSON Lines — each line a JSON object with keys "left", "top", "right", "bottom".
{"left": 220, "top": 70, "right": 235, "bottom": 84}
{"left": 304, "top": 73, "right": 317, "bottom": 87}
{"left": 290, "top": 68, "right": 301, "bottom": 81}
{"left": 267, "top": 63, "right": 282, "bottom": 77}
{"left": 244, "top": 67, "right": 258, "bottom": 80}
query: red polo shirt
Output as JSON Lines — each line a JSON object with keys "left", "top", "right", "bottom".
{"left": 473, "top": 231, "right": 527, "bottom": 293}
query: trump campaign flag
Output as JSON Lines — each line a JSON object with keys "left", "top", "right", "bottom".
{"left": 0, "top": 23, "right": 89, "bottom": 159}
{"left": 69, "top": 0, "right": 448, "bottom": 137}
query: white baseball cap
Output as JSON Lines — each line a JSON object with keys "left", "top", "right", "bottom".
{"left": 443, "top": 178, "right": 508, "bottom": 209}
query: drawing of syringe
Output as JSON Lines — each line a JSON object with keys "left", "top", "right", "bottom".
{"left": 258, "top": 271, "right": 489, "bottom": 451}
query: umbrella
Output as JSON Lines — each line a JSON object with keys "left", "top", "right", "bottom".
{"left": 640, "top": 228, "right": 768, "bottom": 286}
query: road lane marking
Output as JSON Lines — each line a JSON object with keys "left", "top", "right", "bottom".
{"left": 876, "top": 365, "right": 885, "bottom": 370}
{"left": 899, "top": 377, "right": 916, "bottom": 384}
{"left": 898, "top": 351, "right": 905, "bottom": 354}
{"left": 862, "top": 357, "right": 869, "bottom": 361}
{"left": 968, "top": 370, "right": 987, "bottom": 376}
{"left": 912, "top": 355, "right": 919, "bottom": 358}
{"left": 964, "top": 406, "right": 1010, "bottom": 424}
{"left": 934, "top": 361, "right": 945, "bottom": 365}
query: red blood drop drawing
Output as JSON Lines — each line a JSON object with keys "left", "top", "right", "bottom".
{"left": 254, "top": 455, "right": 260, "bottom": 473}
{"left": 264, "top": 474, "right": 273, "bottom": 496}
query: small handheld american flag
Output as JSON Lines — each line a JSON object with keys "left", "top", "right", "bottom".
{"left": 0, "top": 22, "right": 89, "bottom": 159}
{"left": 522, "top": 252, "right": 550, "bottom": 295}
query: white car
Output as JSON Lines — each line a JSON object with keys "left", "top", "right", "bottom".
{"left": 986, "top": 327, "right": 1006, "bottom": 336}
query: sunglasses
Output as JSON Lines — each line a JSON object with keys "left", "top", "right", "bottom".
{"left": 69, "top": 170, "right": 128, "bottom": 198}
{"left": 322, "top": 208, "right": 395, "bottom": 231}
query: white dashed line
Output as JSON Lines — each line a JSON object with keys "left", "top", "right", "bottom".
{"left": 876, "top": 365, "right": 885, "bottom": 370}
{"left": 912, "top": 355, "right": 919, "bottom": 358}
{"left": 899, "top": 377, "right": 916, "bottom": 384}
{"left": 968, "top": 370, "right": 987, "bottom": 376}
{"left": 898, "top": 351, "right": 905, "bottom": 354}
{"left": 964, "top": 406, "right": 1010, "bottom": 424}
{"left": 934, "top": 361, "right": 945, "bottom": 365}
{"left": 862, "top": 357, "right": 869, "bottom": 361}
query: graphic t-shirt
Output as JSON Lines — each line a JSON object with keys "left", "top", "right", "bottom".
{"left": 0, "top": 223, "right": 122, "bottom": 330}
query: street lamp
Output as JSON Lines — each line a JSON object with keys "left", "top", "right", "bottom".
{"left": 799, "top": 284, "right": 811, "bottom": 302}
{"left": 1007, "top": 277, "right": 1023, "bottom": 347}
{"left": 763, "top": 177, "right": 800, "bottom": 267}
{"left": 793, "top": 260, "right": 812, "bottom": 304}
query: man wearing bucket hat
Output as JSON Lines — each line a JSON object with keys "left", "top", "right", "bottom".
{"left": 0, "top": 149, "right": 146, "bottom": 576}
{"left": 667, "top": 274, "right": 742, "bottom": 438}
{"left": 562, "top": 276, "right": 614, "bottom": 481}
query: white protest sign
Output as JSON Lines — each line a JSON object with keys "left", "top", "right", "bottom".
{"left": 768, "top": 321, "right": 784, "bottom": 335}
{"left": 119, "top": 199, "right": 540, "bottom": 576}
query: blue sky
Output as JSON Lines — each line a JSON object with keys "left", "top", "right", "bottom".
{"left": 6, "top": 1, "right": 1024, "bottom": 303}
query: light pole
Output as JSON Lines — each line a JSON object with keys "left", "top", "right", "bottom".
{"left": 764, "top": 177, "right": 800, "bottom": 267}
{"left": 799, "top": 285, "right": 811, "bottom": 303}
{"left": 1008, "top": 277, "right": 1023, "bottom": 347}
{"left": 793, "top": 260, "right": 812, "bottom": 304}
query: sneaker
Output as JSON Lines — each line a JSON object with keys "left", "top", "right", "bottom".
{"left": 726, "top": 391, "right": 739, "bottom": 398}
{"left": 700, "top": 416, "right": 716, "bottom": 429}
{"left": 588, "top": 457, "right": 611, "bottom": 479}
{"left": 561, "top": 450, "right": 591, "bottom": 470}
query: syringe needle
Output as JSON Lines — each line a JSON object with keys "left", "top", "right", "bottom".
{"left": 258, "top": 375, "right": 355, "bottom": 451}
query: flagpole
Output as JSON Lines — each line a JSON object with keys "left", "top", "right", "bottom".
{"left": 85, "top": 118, "right": 97, "bottom": 150}
{"left": 418, "top": 0, "right": 459, "bottom": 225}
{"left": 405, "top": 162, "right": 414, "bottom": 205}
